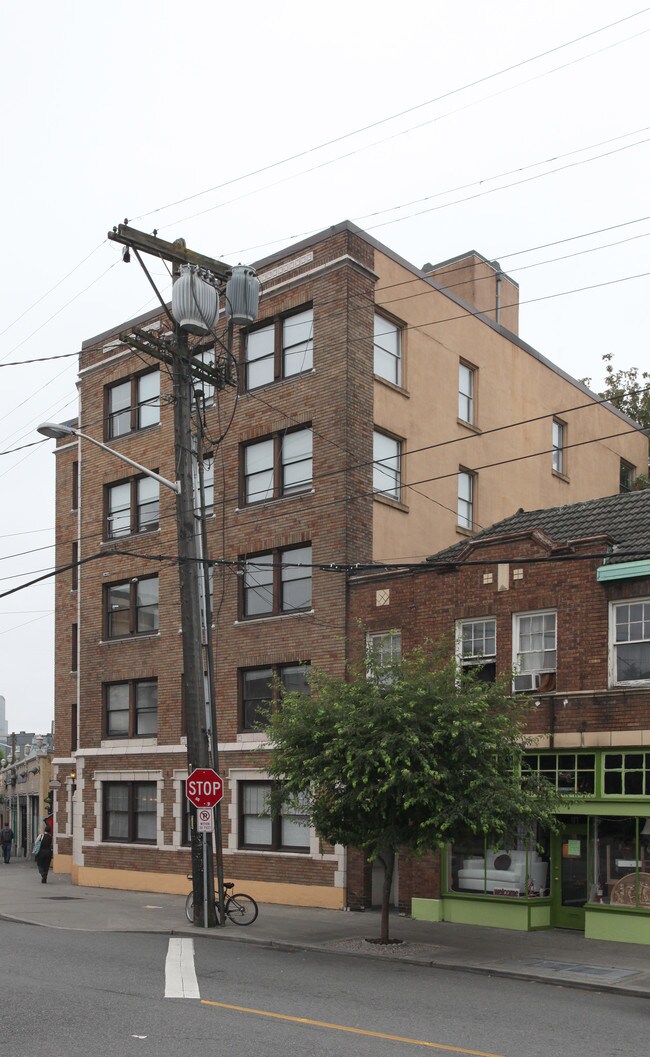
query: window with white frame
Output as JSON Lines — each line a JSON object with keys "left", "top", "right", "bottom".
{"left": 106, "top": 370, "right": 160, "bottom": 439}
{"left": 513, "top": 610, "right": 557, "bottom": 692}
{"left": 238, "top": 780, "right": 310, "bottom": 852}
{"left": 373, "top": 430, "right": 401, "bottom": 501}
{"left": 244, "top": 308, "right": 313, "bottom": 390}
{"left": 366, "top": 630, "right": 401, "bottom": 682}
{"left": 193, "top": 347, "right": 216, "bottom": 403}
{"left": 458, "top": 363, "right": 475, "bottom": 425}
{"left": 243, "top": 427, "right": 312, "bottom": 504}
{"left": 242, "top": 544, "right": 312, "bottom": 617}
{"left": 103, "top": 781, "right": 157, "bottom": 843}
{"left": 106, "top": 476, "right": 159, "bottom": 539}
{"left": 373, "top": 314, "right": 402, "bottom": 386}
{"left": 552, "top": 419, "right": 566, "bottom": 475}
{"left": 457, "top": 618, "right": 496, "bottom": 681}
{"left": 457, "top": 470, "right": 475, "bottom": 530}
{"left": 611, "top": 600, "right": 650, "bottom": 685}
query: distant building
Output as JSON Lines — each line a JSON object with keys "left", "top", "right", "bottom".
{"left": 48, "top": 221, "right": 648, "bottom": 904}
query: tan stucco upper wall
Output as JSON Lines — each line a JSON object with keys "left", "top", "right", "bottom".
{"left": 425, "top": 254, "right": 519, "bottom": 335}
{"left": 372, "top": 249, "right": 648, "bottom": 562}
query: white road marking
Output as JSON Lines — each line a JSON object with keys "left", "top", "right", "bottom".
{"left": 165, "top": 937, "right": 200, "bottom": 999}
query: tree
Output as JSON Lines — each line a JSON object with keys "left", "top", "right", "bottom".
{"left": 584, "top": 354, "right": 650, "bottom": 486}
{"left": 265, "top": 647, "right": 560, "bottom": 943}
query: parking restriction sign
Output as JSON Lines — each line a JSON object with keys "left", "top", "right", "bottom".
{"left": 197, "top": 808, "right": 214, "bottom": 833}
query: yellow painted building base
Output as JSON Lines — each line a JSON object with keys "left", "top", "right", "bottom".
{"left": 53, "top": 854, "right": 72, "bottom": 875}
{"left": 68, "top": 863, "right": 344, "bottom": 909}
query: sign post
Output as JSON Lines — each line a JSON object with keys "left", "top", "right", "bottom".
{"left": 186, "top": 769, "right": 223, "bottom": 927}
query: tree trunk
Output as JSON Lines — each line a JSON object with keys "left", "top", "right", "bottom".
{"left": 379, "top": 848, "right": 395, "bottom": 943}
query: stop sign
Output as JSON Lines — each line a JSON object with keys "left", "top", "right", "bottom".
{"left": 186, "top": 768, "right": 223, "bottom": 808}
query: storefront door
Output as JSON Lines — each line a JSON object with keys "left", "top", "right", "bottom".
{"left": 551, "top": 820, "right": 588, "bottom": 929}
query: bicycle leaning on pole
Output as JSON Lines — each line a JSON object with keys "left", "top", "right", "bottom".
{"left": 185, "top": 875, "right": 259, "bottom": 926}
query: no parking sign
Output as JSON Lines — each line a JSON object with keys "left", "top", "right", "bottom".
{"left": 196, "top": 808, "right": 214, "bottom": 833}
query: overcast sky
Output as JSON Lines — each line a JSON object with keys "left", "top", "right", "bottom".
{"left": 1, "top": 1, "right": 649, "bottom": 735}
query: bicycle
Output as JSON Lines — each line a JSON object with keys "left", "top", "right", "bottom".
{"left": 185, "top": 877, "right": 258, "bottom": 926}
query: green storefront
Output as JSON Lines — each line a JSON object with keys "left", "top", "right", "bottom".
{"left": 412, "top": 749, "right": 650, "bottom": 944}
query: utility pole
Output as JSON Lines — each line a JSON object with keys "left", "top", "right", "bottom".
{"left": 106, "top": 223, "right": 257, "bottom": 928}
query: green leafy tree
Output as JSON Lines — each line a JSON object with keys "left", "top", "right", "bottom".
{"left": 584, "top": 354, "right": 650, "bottom": 486}
{"left": 266, "top": 647, "right": 560, "bottom": 943}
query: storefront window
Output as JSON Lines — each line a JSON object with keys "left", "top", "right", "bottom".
{"left": 523, "top": 752, "right": 595, "bottom": 795}
{"left": 448, "top": 829, "right": 550, "bottom": 898}
{"left": 588, "top": 817, "right": 650, "bottom": 909}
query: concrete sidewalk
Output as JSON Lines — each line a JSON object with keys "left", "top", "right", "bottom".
{"left": 1, "top": 858, "right": 649, "bottom": 998}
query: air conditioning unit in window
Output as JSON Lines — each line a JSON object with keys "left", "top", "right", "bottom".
{"left": 514, "top": 671, "right": 556, "bottom": 693}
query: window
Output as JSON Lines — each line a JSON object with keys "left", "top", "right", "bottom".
{"left": 447, "top": 829, "right": 550, "bottom": 898}
{"left": 72, "top": 460, "right": 79, "bottom": 510}
{"left": 103, "top": 781, "right": 157, "bottom": 843}
{"left": 458, "top": 363, "right": 475, "bottom": 424}
{"left": 552, "top": 419, "right": 566, "bottom": 475}
{"left": 71, "top": 623, "right": 77, "bottom": 672}
{"left": 105, "top": 577, "right": 159, "bottom": 638}
{"left": 242, "top": 544, "right": 312, "bottom": 618}
{"left": 367, "top": 630, "right": 401, "bottom": 667}
{"left": 193, "top": 347, "right": 215, "bottom": 403}
{"left": 202, "top": 455, "right": 214, "bottom": 515}
{"left": 106, "top": 369, "right": 160, "bottom": 439}
{"left": 457, "top": 470, "right": 475, "bottom": 531}
{"left": 603, "top": 752, "right": 650, "bottom": 796}
{"left": 105, "top": 679, "right": 158, "bottom": 737}
{"left": 374, "top": 314, "right": 401, "bottom": 386}
{"left": 106, "top": 476, "right": 160, "bottom": 538}
{"left": 373, "top": 431, "right": 401, "bottom": 501}
{"left": 181, "top": 782, "right": 192, "bottom": 846}
{"left": 238, "top": 780, "right": 310, "bottom": 852}
{"left": 71, "top": 541, "right": 78, "bottom": 591}
{"left": 457, "top": 618, "right": 496, "bottom": 681}
{"left": 244, "top": 308, "right": 313, "bottom": 390}
{"left": 620, "top": 459, "right": 635, "bottom": 493}
{"left": 243, "top": 428, "right": 313, "bottom": 504}
{"left": 611, "top": 600, "right": 650, "bottom": 685}
{"left": 240, "top": 663, "right": 310, "bottom": 731}
{"left": 513, "top": 610, "right": 556, "bottom": 692}
{"left": 524, "top": 752, "right": 595, "bottom": 795}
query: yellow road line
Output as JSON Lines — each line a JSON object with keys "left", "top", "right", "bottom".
{"left": 200, "top": 999, "right": 508, "bottom": 1056}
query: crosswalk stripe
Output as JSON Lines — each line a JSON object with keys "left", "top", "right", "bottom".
{"left": 165, "top": 937, "right": 200, "bottom": 999}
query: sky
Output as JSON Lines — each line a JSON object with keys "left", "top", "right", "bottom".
{"left": 1, "top": 0, "right": 649, "bottom": 734}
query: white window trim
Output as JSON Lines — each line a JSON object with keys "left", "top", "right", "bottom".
{"left": 512, "top": 609, "right": 557, "bottom": 692}
{"left": 226, "top": 767, "right": 323, "bottom": 860}
{"left": 366, "top": 629, "right": 402, "bottom": 679}
{"left": 608, "top": 598, "right": 650, "bottom": 688}
{"left": 455, "top": 617, "right": 496, "bottom": 666}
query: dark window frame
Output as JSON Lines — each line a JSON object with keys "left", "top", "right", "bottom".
{"left": 102, "top": 780, "right": 157, "bottom": 844}
{"left": 242, "top": 305, "right": 314, "bottom": 391}
{"left": 105, "top": 368, "right": 160, "bottom": 440}
{"left": 71, "top": 460, "right": 79, "bottom": 510}
{"left": 241, "top": 544, "right": 312, "bottom": 619}
{"left": 620, "top": 459, "right": 635, "bottom": 493}
{"left": 241, "top": 426, "right": 313, "bottom": 505}
{"left": 552, "top": 418, "right": 566, "bottom": 475}
{"left": 71, "top": 541, "right": 78, "bottom": 591}
{"left": 104, "top": 678, "right": 158, "bottom": 739}
{"left": 104, "top": 474, "right": 160, "bottom": 540}
{"left": 71, "top": 623, "right": 78, "bottom": 672}
{"left": 239, "top": 662, "right": 310, "bottom": 731}
{"left": 238, "top": 779, "right": 310, "bottom": 853}
{"left": 104, "top": 575, "right": 159, "bottom": 639}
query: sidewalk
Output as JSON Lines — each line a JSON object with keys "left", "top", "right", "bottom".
{"left": 1, "top": 858, "right": 649, "bottom": 998}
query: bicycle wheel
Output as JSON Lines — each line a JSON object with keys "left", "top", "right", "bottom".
{"left": 225, "top": 893, "right": 258, "bottom": 925}
{"left": 184, "top": 891, "right": 195, "bottom": 923}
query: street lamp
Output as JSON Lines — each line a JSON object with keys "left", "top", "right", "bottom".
{"left": 37, "top": 423, "right": 180, "bottom": 494}
{"left": 38, "top": 418, "right": 221, "bottom": 927}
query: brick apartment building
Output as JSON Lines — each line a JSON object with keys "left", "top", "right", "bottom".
{"left": 49, "top": 220, "right": 647, "bottom": 907}
{"left": 349, "top": 489, "right": 650, "bottom": 944}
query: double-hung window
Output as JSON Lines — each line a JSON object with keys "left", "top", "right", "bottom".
{"left": 366, "top": 630, "right": 401, "bottom": 683}
{"left": 513, "top": 610, "right": 556, "bottom": 692}
{"left": 105, "top": 576, "right": 159, "bottom": 638}
{"left": 552, "top": 419, "right": 566, "bottom": 475}
{"left": 239, "top": 780, "right": 310, "bottom": 852}
{"left": 243, "top": 428, "right": 313, "bottom": 504}
{"left": 105, "top": 679, "right": 158, "bottom": 738}
{"left": 457, "top": 469, "right": 475, "bottom": 531}
{"left": 106, "top": 476, "right": 160, "bottom": 538}
{"left": 374, "top": 314, "right": 402, "bottom": 385}
{"left": 103, "top": 781, "right": 157, "bottom": 842}
{"left": 457, "top": 618, "right": 496, "bottom": 681}
{"left": 242, "top": 544, "right": 312, "bottom": 618}
{"left": 106, "top": 369, "right": 160, "bottom": 439}
{"left": 458, "top": 363, "right": 475, "bottom": 425}
{"left": 373, "top": 430, "right": 401, "bottom": 501}
{"left": 192, "top": 347, "right": 216, "bottom": 403}
{"left": 620, "top": 460, "right": 635, "bottom": 494}
{"left": 240, "top": 663, "right": 310, "bottom": 731}
{"left": 611, "top": 600, "right": 650, "bottom": 685}
{"left": 244, "top": 308, "right": 313, "bottom": 390}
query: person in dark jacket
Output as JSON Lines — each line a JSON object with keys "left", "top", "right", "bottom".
{"left": 35, "top": 823, "right": 53, "bottom": 883}
{"left": 1, "top": 823, "right": 13, "bottom": 863}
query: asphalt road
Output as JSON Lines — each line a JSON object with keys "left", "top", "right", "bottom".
{"left": 2, "top": 920, "right": 646, "bottom": 1056}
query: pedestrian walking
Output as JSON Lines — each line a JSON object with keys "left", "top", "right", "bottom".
{"left": 34, "top": 822, "right": 53, "bottom": 883}
{"left": 0, "top": 823, "right": 14, "bottom": 863}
